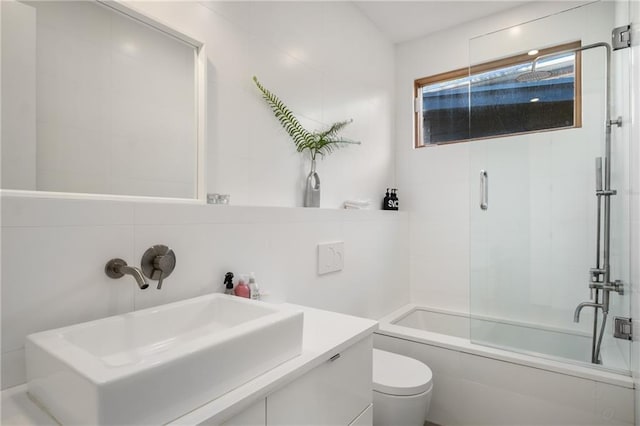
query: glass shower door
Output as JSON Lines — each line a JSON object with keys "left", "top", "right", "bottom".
{"left": 468, "top": 0, "right": 631, "bottom": 371}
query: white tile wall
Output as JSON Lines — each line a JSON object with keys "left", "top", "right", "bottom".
{"left": 0, "top": 194, "right": 409, "bottom": 389}
{"left": 396, "top": 1, "right": 632, "bottom": 336}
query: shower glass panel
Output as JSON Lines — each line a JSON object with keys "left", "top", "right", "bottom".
{"left": 468, "top": 0, "right": 631, "bottom": 372}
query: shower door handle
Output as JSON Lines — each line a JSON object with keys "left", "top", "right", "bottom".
{"left": 480, "top": 170, "right": 488, "bottom": 210}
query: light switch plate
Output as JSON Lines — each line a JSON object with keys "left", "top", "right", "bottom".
{"left": 317, "top": 242, "right": 344, "bottom": 275}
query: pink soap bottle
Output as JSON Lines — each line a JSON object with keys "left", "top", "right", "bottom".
{"left": 234, "top": 275, "right": 251, "bottom": 298}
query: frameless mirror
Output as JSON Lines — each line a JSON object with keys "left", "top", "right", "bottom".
{"left": 1, "top": 0, "right": 203, "bottom": 199}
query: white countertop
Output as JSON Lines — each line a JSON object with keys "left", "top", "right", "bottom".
{"left": 1, "top": 304, "right": 378, "bottom": 425}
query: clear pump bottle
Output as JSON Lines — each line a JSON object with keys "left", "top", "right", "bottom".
{"left": 248, "top": 273, "right": 261, "bottom": 300}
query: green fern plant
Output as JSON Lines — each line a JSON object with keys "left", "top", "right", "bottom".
{"left": 252, "top": 76, "right": 360, "bottom": 161}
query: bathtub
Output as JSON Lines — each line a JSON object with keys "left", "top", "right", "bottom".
{"left": 375, "top": 304, "right": 634, "bottom": 426}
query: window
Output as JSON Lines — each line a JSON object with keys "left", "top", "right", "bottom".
{"left": 414, "top": 41, "right": 582, "bottom": 147}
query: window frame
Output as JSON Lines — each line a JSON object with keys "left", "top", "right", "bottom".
{"left": 414, "top": 41, "right": 582, "bottom": 148}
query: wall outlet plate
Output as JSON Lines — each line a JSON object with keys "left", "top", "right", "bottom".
{"left": 317, "top": 242, "right": 344, "bottom": 275}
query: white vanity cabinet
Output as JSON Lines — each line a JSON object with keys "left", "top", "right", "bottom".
{"left": 219, "top": 336, "right": 373, "bottom": 426}
{"left": 266, "top": 336, "right": 373, "bottom": 425}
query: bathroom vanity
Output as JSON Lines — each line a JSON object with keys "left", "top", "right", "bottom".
{"left": 1, "top": 302, "right": 377, "bottom": 425}
{"left": 220, "top": 336, "right": 373, "bottom": 426}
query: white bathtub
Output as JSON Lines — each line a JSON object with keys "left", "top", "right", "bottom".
{"left": 375, "top": 304, "right": 634, "bottom": 426}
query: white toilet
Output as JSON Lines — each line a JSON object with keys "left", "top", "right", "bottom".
{"left": 372, "top": 349, "right": 433, "bottom": 426}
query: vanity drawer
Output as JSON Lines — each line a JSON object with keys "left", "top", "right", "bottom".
{"left": 266, "top": 336, "right": 373, "bottom": 425}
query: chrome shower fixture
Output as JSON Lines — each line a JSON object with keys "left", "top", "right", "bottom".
{"left": 548, "top": 41, "right": 627, "bottom": 365}
{"left": 515, "top": 69, "right": 552, "bottom": 82}
{"left": 515, "top": 50, "right": 558, "bottom": 82}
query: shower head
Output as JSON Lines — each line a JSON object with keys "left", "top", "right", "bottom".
{"left": 516, "top": 54, "right": 553, "bottom": 82}
{"left": 515, "top": 69, "right": 552, "bottom": 82}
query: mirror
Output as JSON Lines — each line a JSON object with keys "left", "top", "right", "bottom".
{"left": 1, "top": 0, "right": 204, "bottom": 199}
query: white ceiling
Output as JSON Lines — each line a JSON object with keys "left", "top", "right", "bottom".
{"left": 353, "top": 1, "right": 529, "bottom": 44}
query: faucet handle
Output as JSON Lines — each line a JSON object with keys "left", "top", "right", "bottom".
{"left": 141, "top": 245, "right": 176, "bottom": 290}
{"left": 156, "top": 270, "right": 165, "bottom": 290}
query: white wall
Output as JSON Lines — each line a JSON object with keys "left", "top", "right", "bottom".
{"left": 0, "top": 195, "right": 409, "bottom": 389}
{"left": 0, "top": 1, "right": 403, "bottom": 390}
{"left": 397, "top": 1, "right": 578, "bottom": 314}
{"left": 130, "top": 0, "right": 395, "bottom": 208}
{"left": 396, "top": 1, "right": 631, "bottom": 345}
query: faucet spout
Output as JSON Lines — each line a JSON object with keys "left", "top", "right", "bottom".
{"left": 105, "top": 258, "right": 149, "bottom": 289}
{"left": 573, "top": 302, "right": 602, "bottom": 323}
{"left": 119, "top": 264, "right": 149, "bottom": 289}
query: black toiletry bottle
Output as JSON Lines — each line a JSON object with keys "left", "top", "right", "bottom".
{"left": 224, "top": 272, "right": 234, "bottom": 295}
{"left": 382, "top": 188, "right": 391, "bottom": 210}
{"left": 390, "top": 189, "right": 399, "bottom": 210}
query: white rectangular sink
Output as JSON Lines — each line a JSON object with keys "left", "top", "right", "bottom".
{"left": 26, "top": 294, "right": 303, "bottom": 425}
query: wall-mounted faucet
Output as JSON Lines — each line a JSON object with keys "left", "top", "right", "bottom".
{"left": 105, "top": 258, "right": 149, "bottom": 289}
{"left": 104, "top": 246, "right": 175, "bottom": 290}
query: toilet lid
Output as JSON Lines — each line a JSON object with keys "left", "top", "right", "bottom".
{"left": 372, "top": 349, "right": 433, "bottom": 396}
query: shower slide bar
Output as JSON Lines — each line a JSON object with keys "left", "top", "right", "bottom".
{"left": 531, "top": 41, "right": 627, "bottom": 365}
